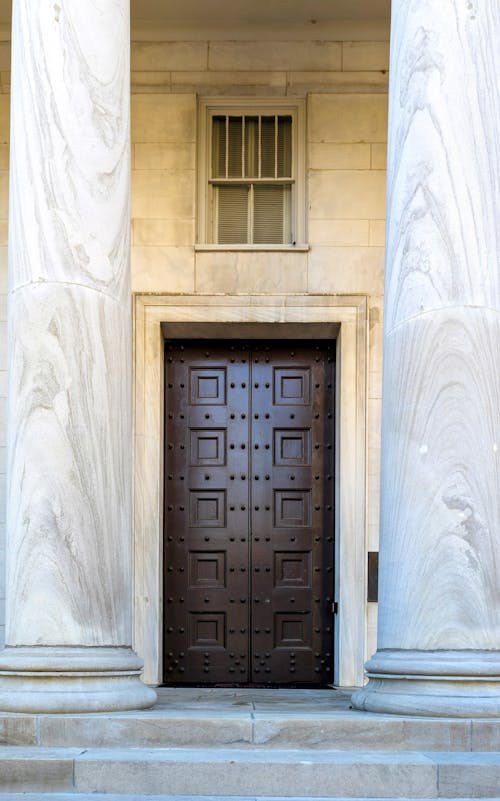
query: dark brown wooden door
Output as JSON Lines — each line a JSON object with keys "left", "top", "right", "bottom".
{"left": 163, "top": 341, "right": 335, "bottom": 686}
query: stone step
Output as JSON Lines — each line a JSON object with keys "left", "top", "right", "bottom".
{"left": 2, "top": 709, "right": 498, "bottom": 751}
{"left": 0, "top": 797, "right": 497, "bottom": 801}
{"left": 4, "top": 688, "right": 495, "bottom": 754}
{"left": 1, "top": 746, "right": 500, "bottom": 797}
{"left": 0, "top": 796, "right": 496, "bottom": 801}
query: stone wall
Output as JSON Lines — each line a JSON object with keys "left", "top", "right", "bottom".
{"left": 129, "top": 27, "right": 388, "bottom": 662}
{"left": 0, "top": 21, "right": 388, "bottom": 662}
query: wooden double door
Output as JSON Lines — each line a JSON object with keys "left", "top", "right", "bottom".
{"left": 163, "top": 340, "right": 335, "bottom": 686}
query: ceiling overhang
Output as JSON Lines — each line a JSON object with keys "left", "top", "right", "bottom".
{"left": 0, "top": 1, "right": 391, "bottom": 29}
{"left": 130, "top": 0, "right": 390, "bottom": 24}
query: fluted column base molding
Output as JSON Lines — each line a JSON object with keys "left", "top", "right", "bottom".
{"left": 0, "top": 647, "right": 157, "bottom": 713}
{"left": 352, "top": 650, "right": 500, "bottom": 717}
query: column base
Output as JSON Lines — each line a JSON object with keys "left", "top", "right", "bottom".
{"left": 351, "top": 650, "right": 500, "bottom": 717}
{"left": 0, "top": 647, "right": 157, "bottom": 713}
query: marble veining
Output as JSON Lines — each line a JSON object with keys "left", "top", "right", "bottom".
{"left": 7, "top": 285, "right": 131, "bottom": 645}
{"left": 352, "top": 0, "right": 500, "bottom": 716}
{"left": 379, "top": 309, "right": 500, "bottom": 649}
{"left": 6, "top": 0, "right": 133, "bottom": 648}
{"left": 8, "top": 1, "right": 130, "bottom": 305}
{"left": 377, "top": 0, "right": 500, "bottom": 653}
{"left": 384, "top": 0, "right": 500, "bottom": 331}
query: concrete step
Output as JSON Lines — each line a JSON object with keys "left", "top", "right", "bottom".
{"left": 3, "top": 688, "right": 498, "bottom": 753}
{"left": 0, "top": 797, "right": 497, "bottom": 801}
{"left": 1, "top": 797, "right": 498, "bottom": 801}
{"left": 1, "top": 746, "right": 500, "bottom": 797}
{"left": 1, "top": 708, "right": 497, "bottom": 751}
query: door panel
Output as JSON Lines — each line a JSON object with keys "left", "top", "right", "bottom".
{"left": 250, "top": 347, "right": 334, "bottom": 683}
{"left": 164, "top": 341, "right": 334, "bottom": 686}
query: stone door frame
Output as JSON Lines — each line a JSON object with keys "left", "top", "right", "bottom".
{"left": 133, "top": 294, "right": 368, "bottom": 687}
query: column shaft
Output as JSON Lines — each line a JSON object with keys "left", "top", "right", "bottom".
{"left": 353, "top": 0, "right": 500, "bottom": 715}
{"left": 1, "top": 0, "right": 156, "bottom": 712}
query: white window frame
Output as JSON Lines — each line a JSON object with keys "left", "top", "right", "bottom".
{"left": 197, "top": 97, "right": 307, "bottom": 250}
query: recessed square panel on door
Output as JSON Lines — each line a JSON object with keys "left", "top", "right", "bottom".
{"left": 274, "top": 428, "right": 311, "bottom": 466}
{"left": 188, "top": 612, "right": 226, "bottom": 649}
{"left": 189, "top": 367, "right": 227, "bottom": 405}
{"left": 189, "top": 551, "right": 227, "bottom": 589}
{"left": 274, "top": 551, "right": 312, "bottom": 588}
{"left": 189, "top": 489, "right": 226, "bottom": 528}
{"left": 190, "top": 429, "right": 226, "bottom": 466}
{"left": 273, "top": 367, "right": 311, "bottom": 405}
{"left": 274, "top": 613, "right": 312, "bottom": 649}
{"left": 274, "top": 489, "right": 311, "bottom": 528}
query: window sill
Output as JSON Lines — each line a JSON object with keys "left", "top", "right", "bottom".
{"left": 195, "top": 244, "right": 310, "bottom": 253}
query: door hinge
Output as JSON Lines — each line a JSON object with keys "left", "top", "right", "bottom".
{"left": 331, "top": 601, "right": 338, "bottom": 614}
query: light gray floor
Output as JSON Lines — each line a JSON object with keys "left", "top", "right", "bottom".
{"left": 150, "top": 686, "right": 354, "bottom": 714}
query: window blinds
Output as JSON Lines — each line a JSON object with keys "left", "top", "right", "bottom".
{"left": 211, "top": 114, "right": 293, "bottom": 245}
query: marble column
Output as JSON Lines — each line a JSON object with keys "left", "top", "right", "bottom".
{"left": 352, "top": 0, "right": 500, "bottom": 716}
{"left": 0, "top": 0, "right": 156, "bottom": 712}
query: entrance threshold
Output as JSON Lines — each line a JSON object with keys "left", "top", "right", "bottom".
{"left": 156, "top": 685, "right": 350, "bottom": 711}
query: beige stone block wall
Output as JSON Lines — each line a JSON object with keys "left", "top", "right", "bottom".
{"left": 195, "top": 251, "right": 308, "bottom": 294}
{"left": 342, "top": 41, "right": 389, "bottom": 71}
{"left": 208, "top": 41, "right": 343, "bottom": 71}
{"left": 308, "top": 246, "right": 385, "bottom": 295}
{"left": 0, "top": 40, "right": 9, "bottom": 96}
{"left": 130, "top": 26, "right": 390, "bottom": 97}
{"left": 308, "top": 94, "right": 388, "bottom": 141}
{"left": 132, "top": 42, "right": 208, "bottom": 72}
{"left": 308, "top": 143, "right": 371, "bottom": 170}
{"left": 308, "top": 170, "right": 386, "bottom": 219}
{"left": 131, "top": 94, "right": 196, "bottom": 294}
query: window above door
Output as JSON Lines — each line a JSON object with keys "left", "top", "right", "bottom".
{"left": 197, "top": 98, "right": 307, "bottom": 250}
